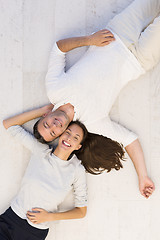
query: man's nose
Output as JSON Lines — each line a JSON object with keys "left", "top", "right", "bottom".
{"left": 50, "top": 121, "right": 58, "bottom": 127}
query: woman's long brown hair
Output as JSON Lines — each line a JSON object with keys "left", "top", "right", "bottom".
{"left": 75, "top": 132, "right": 125, "bottom": 175}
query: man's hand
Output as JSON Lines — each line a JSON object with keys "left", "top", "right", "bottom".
{"left": 88, "top": 29, "right": 115, "bottom": 47}
{"left": 139, "top": 176, "right": 155, "bottom": 198}
{"left": 40, "top": 103, "right": 54, "bottom": 116}
{"left": 27, "top": 208, "right": 52, "bottom": 224}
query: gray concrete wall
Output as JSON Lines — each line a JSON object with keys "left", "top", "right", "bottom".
{"left": 0, "top": 0, "right": 160, "bottom": 239}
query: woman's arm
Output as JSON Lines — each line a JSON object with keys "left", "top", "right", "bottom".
{"left": 125, "top": 139, "right": 155, "bottom": 198}
{"left": 27, "top": 207, "right": 87, "bottom": 224}
{"left": 3, "top": 104, "right": 53, "bottom": 129}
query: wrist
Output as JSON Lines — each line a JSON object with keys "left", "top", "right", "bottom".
{"left": 138, "top": 174, "right": 148, "bottom": 181}
{"left": 49, "top": 212, "right": 56, "bottom": 221}
{"left": 85, "top": 35, "right": 93, "bottom": 46}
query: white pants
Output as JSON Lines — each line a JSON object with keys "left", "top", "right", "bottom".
{"left": 107, "top": 0, "right": 160, "bottom": 71}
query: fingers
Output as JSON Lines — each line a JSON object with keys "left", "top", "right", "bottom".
{"left": 32, "top": 208, "right": 42, "bottom": 212}
{"left": 99, "top": 29, "right": 115, "bottom": 38}
{"left": 26, "top": 212, "right": 40, "bottom": 224}
{"left": 141, "top": 186, "right": 155, "bottom": 198}
{"left": 100, "top": 39, "right": 114, "bottom": 46}
{"left": 91, "top": 29, "right": 115, "bottom": 46}
{"left": 26, "top": 213, "right": 36, "bottom": 222}
{"left": 26, "top": 209, "right": 44, "bottom": 224}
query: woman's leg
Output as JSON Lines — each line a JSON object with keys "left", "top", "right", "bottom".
{"left": 0, "top": 210, "right": 12, "bottom": 240}
{"left": 107, "top": 0, "right": 160, "bottom": 49}
{"left": 0, "top": 208, "right": 49, "bottom": 240}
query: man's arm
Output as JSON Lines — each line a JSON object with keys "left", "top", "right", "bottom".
{"left": 125, "top": 139, "right": 155, "bottom": 198}
{"left": 57, "top": 29, "right": 115, "bottom": 52}
{"left": 45, "top": 30, "right": 115, "bottom": 104}
{"left": 3, "top": 104, "right": 54, "bottom": 129}
{"left": 3, "top": 104, "right": 54, "bottom": 153}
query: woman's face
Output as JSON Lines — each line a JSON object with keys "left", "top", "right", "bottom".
{"left": 58, "top": 124, "right": 83, "bottom": 153}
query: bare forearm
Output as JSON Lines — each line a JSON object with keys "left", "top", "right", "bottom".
{"left": 50, "top": 207, "right": 87, "bottom": 221}
{"left": 125, "top": 139, "right": 147, "bottom": 179}
{"left": 57, "top": 29, "right": 115, "bottom": 52}
{"left": 125, "top": 139, "right": 155, "bottom": 198}
{"left": 57, "top": 36, "right": 90, "bottom": 52}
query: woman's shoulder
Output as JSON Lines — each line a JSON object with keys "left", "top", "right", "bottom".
{"left": 70, "top": 154, "right": 85, "bottom": 172}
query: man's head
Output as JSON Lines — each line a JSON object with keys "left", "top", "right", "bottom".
{"left": 33, "top": 109, "right": 70, "bottom": 143}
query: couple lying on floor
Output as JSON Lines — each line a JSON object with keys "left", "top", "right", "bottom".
{"left": 1, "top": 0, "right": 160, "bottom": 239}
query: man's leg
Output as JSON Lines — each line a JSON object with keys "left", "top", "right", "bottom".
{"left": 107, "top": 0, "right": 160, "bottom": 49}
{"left": 132, "top": 15, "right": 160, "bottom": 71}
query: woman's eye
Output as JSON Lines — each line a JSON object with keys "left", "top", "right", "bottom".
{"left": 66, "top": 131, "right": 70, "bottom": 135}
{"left": 74, "top": 137, "right": 78, "bottom": 140}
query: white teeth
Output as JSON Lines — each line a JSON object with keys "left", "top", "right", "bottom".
{"left": 56, "top": 119, "right": 62, "bottom": 127}
{"left": 63, "top": 141, "right": 71, "bottom": 147}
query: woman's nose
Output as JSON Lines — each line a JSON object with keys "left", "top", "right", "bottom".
{"left": 66, "top": 136, "right": 71, "bottom": 141}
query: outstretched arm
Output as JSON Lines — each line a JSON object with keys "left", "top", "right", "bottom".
{"left": 3, "top": 104, "right": 54, "bottom": 129}
{"left": 125, "top": 139, "right": 155, "bottom": 198}
{"left": 57, "top": 29, "right": 115, "bottom": 52}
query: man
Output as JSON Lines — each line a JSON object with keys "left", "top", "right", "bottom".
{"left": 28, "top": 0, "right": 160, "bottom": 197}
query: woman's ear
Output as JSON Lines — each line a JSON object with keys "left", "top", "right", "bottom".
{"left": 75, "top": 144, "right": 82, "bottom": 151}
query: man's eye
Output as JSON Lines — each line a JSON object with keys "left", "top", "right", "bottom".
{"left": 66, "top": 131, "right": 70, "bottom": 135}
{"left": 50, "top": 131, "right": 55, "bottom": 137}
{"left": 44, "top": 122, "right": 49, "bottom": 128}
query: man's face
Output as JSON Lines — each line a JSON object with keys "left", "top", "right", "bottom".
{"left": 37, "top": 110, "right": 70, "bottom": 142}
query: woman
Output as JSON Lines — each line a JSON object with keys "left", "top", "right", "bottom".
{"left": 1, "top": 105, "right": 88, "bottom": 240}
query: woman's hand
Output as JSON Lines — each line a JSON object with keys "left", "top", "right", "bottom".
{"left": 26, "top": 208, "right": 52, "bottom": 224}
{"left": 88, "top": 29, "right": 115, "bottom": 47}
{"left": 139, "top": 176, "right": 155, "bottom": 198}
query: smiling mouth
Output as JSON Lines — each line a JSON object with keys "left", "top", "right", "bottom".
{"left": 62, "top": 140, "right": 71, "bottom": 147}
{"left": 55, "top": 118, "right": 62, "bottom": 127}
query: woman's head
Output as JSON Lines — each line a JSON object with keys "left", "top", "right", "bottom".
{"left": 76, "top": 133, "right": 125, "bottom": 174}
{"left": 58, "top": 120, "right": 88, "bottom": 154}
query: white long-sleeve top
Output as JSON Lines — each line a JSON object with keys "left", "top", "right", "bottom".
{"left": 45, "top": 32, "right": 145, "bottom": 147}
{"left": 7, "top": 125, "right": 87, "bottom": 229}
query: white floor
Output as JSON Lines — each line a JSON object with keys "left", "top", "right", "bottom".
{"left": 0, "top": 0, "right": 160, "bottom": 239}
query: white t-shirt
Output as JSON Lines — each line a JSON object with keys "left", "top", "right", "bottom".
{"left": 7, "top": 125, "right": 87, "bottom": 229}
{"left": 45, "top": 32, "right": 145, "bottom": 147}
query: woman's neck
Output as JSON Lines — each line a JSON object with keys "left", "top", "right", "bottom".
{"left": 53, "top": 147, "right": 72, "bottom": 161}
